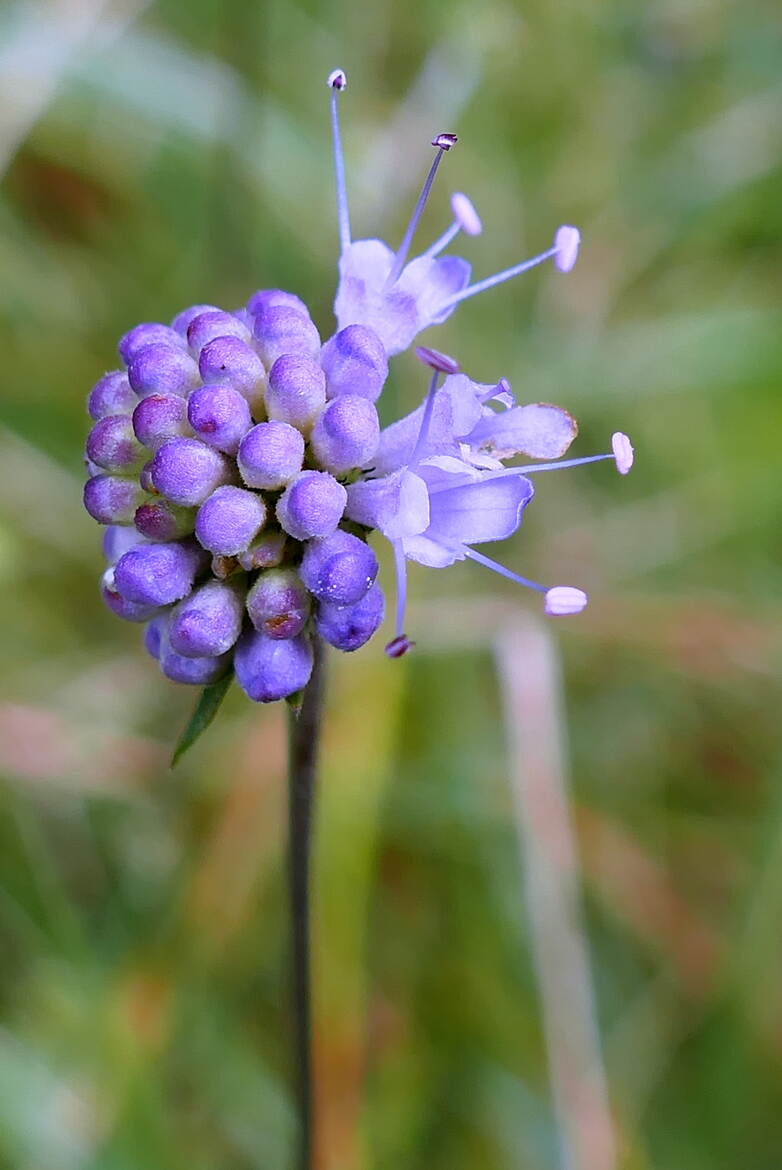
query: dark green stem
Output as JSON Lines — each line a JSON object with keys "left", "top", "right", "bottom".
{"left": 287, "top": 637, "right": 325, "bottom": 1170}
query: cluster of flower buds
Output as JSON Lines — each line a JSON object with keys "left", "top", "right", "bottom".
{"left": 85, "top": 296, "right": 390, "bottom": 701}
{"left": 83, "top": 68, "right": 634, "bottom": 703}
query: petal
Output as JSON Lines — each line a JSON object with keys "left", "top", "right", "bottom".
{"left": 373, "top": 374, "right": 484, "bottom": 475}
{"left": 425, "top": 472, "right": 534, "bottom": 547}
{"left": 334, "top": 239, "right": 420, "bottom": 356}
{"left": 345, "top": 470, "right": 430, "bottom": 540}
{"left": 401, "top": 533, "right": 464, "bottom": 568}
{"left": 467, "top": 402, "right": 578, "bottom": 460}
{"left": 398, "top": 255, "right": 471, "bottom": 325}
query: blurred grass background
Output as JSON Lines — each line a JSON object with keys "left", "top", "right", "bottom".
{"left": 1, "top": 0, "right": 781, "bottom": 1167}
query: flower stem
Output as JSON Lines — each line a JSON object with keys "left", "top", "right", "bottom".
{"left": 287, "top": 636, "right": 325, "bottom": 1170}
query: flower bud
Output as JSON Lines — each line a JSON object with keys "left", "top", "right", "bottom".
{"left": 168, "top": 579, "right": 245, "bottom": 657}
{"left": 113, "top": 539, "right": 207, "bottom": 607}
{"left": 266, "top": 354, "right": 327, "bottom": 433}
{"left": 253, "top": 306, "right": 320, "bottom": 368}
{"left": 316, "top": 582, "right": 385, "bottom": 651}
{"left": 88, "top": 371, "right": 136, "bottom": 420}
{"left": 237, "top": 421, "right": 304, "bottom": 490}
{"left": 276, "top": 471, "right": 347, "bottom": 541}
{"left": 102, "top": 524, "right": 146, "bottom": 563}
{"left": 198, "top": 336, "right": 267, "bottom": 416}
{"left": 234, "top": 629, "right": 314, "bottom": 702}
{"left": 86, "top": 415, "right": 145, "bottom": 473}
{"left": 84, "top": 475, "right": 147, "bottom": 524}
{"left": 320, "top": 324, "right": 388, "bottom": 402}
{"left": 237, "top": 530, "right": 288, "bottom": 571}
{"left": 186, "top": 310, "right": 251, "bottom": 355}
{"left": 246, "top": 568, "right": 311, "bottom": 639}
{"left": 132, "top": 394, "right": 190, "bottom": 450}
{"left": 144, "top": 614, "right": 168, "bottom": 658}
{"left": 150, "top": 437, "right": 235, "bottom": 506}
{"left": 159, "top": 636, "right": 232, "bottom": 685}
{"left": 119, "top": 323, "right": 186, "bottom": 365}
{"left": 299, "top": 530, "right": 378, "bottom": 605}
{"left": 195, "top": 485, "right": 267, "bottom": 556}
{"left": 247, "top": 289, "right": 309, "bottom": 318}
{"left": 310, "top": 395, "right": 380, "bottom": 475}
{"left": 100, "top": 566, "right": 163, "bottom": 622}
{"left": 187, "top": 383, "right": 253, "bottom": 455}
{"left": 170, "top": 304, "right": 221, "bottom": 337}
{"left": 134, "top": 499, "right": 196, "bottom": 541}
{"left": 128, "top": 344, "right": 200, "bottom": 398}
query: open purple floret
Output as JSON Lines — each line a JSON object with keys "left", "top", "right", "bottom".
{"left": 82, "top": 69, "right": 633, "bottom": 701}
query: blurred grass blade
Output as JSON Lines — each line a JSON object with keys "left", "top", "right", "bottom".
{"left": 171, "top": 673, "right": 233, "bottom": 768}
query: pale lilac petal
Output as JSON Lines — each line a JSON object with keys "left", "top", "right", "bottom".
{"left": 334, "top": 239, "right": 419, "bottom": 355}
{"left": 346, "top": 470, "right": 429, "bottom": 540}
{"left": 424, "top": 472, "right": 534, "bottom": 547}
{"left": 401, "top": 533, "right": 463, "bottom": 568}
{"left": 398, "top": 254, "right": 471, "bottom": 326}
{"left": 373, "top": 373, "right": 484, "bottom": 474}
{"left": 467, "top": 403, "right": 578, "bottom": 460}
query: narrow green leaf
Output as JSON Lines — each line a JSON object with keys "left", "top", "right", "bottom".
{"left": 170, "top": 672, "right": 234, "bottom": 768}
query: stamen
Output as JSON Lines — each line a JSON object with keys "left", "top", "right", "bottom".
{"left": 438, "top": 244, "right": 559, "bottom": 309}
{"left": 385, "top": 133, "right": 457, "bottom": 287}
{"left": 409, "top": 369, "right": 442, "bottom": 465}
{"left": 385, "top": 540, "right": 414, "bottom": 657}
{"left": 463, "top": 546, "right": 547, "bottom": 592}
{"left": 477, "top": 376, "right": 515, "bottom": 407}
{"left": 611, "top": 431, "right": 634, "bottom": 475}
{"left": 544, "top": 586, "right": 588, "bottom": 616}
{"left": 414, "top": 345, "right": 460, "bottom": 375}
{"left": 553, "top": 225, "right": 580, "bottom": 273}
{"left": 327, "top": 68, "right": 351, "bottom": 254}
{"left": 464, "top": 548, "right": 588, "bottom": 617}
{"left": 423, "top": 192, "right": 482, "bottom": 258}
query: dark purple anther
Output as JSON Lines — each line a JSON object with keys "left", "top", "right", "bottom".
{"left": 384, "top": 634, "right": 414, "bottom": 658}
{"left": 414, "top": 345, "right": 460, "bottom": 375}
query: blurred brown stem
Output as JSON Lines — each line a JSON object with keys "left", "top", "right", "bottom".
{"left": 287, "top": 637, "right": 325, "bottom": 1170}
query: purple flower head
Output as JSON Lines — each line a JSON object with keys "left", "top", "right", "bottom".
{"left": 266, "top": 354, "right": 327, "bottom": 433}
{"left": 150, "top": 437, "right": 235, "bottom": 506}
{"left": 276, "top": 470, "right": 347, "bottom": 541}
{"left": 320, "top": 324, "right": 388, "bottom": 402}
{"left": 83, "top": 74, "right": 631, "bottom": 704}
{"left": 247, "top": 568, "right": 311, "bottom": 640}
{"left": 309, "top": 394, "right": 380, "bottom": 475}
{"left": 128, "top": 344, "right": 200, "bottom": 399}
{"left": 187, "top": 383, "right": 253, "bottom": 454}
{"left": 238, "top": 421, "right": 305, "bottom": 491}
{"left": 195, "top": 484, "right": 267, "bottom": 556}
{"left": 234, "top": 629, "right": 314, "bottom": 702}
{"left": 168, "top": 579, "right": 245, "bottom": 657}
{"left": 88, "top": 371, "right": 136, "bottom": 420}
{"left": 299, "top": 530, "right": 378, "bottom": 605}
{"left": 316, "top": 582, "right": 385, "bottom": 652}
